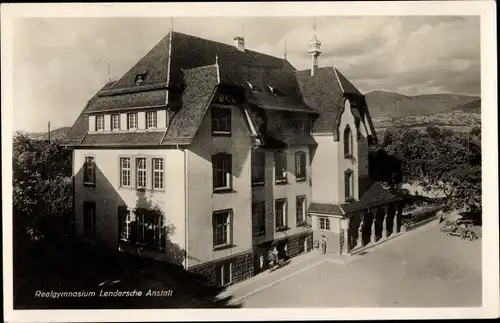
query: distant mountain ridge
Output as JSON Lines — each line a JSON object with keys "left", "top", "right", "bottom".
{"left": 365, "top": 90, "right": 480, "bottom": 118}
{"left": 15, "top": 127, "right": 71, "bottom": 141}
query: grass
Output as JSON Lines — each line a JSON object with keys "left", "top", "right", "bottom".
{"left": 13, "top": 234, "right": 240, "bottom": 309}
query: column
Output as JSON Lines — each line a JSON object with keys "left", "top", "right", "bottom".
{"left": 382, "top": 207, "right": 388, "bottom": 239}
{"left": 393, "top": 207, "right": 399, "bottom": 234}
{"left": 357, "top": 221, "right": 364, "bottom": 248}
{"left": 343, "top": 228, "right": 350, "bottom": 254}
{"left": 370, "top": 217, "right": 376, "bottom": 244}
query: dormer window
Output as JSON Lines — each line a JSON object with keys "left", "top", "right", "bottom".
{"left": 135, "top": 73, "right": 146, "bottom": 86}
{"left": 95, "top": 115, "right": 105, "bottom": 132}
{"left": 344, "top": 125, "right": 353, "bottom": 158}
{"left": 111, "top": 114, "right": 121, "bottom": 131}
{"left": 146, "top": 111, "right": 157, "bottom": 129}
{"left": 127, "top": 113, "right": 138, "bottom": 130}
{"left": 293, "top": 121, "right": 305, "bottom": 133}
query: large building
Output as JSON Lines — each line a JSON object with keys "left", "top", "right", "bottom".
{"left": 63, "top": 29, "right": 401, "bottom": 287}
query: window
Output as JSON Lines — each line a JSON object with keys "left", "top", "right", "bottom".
{"left": 296, "top": 196, "right": 307, "bottom": 226}
{"left": 135, "top": 74, "right": 145, "bottom": 86}
{"left": 275, "top": 199, "right": 287, "bottom": 230}
{"left": 212, "top": 153, "right": 232, "bottom": 191}
{"left": 345, "top": 169, "right": 354, "bottom": 200}
{"left": 216, "top": 262, "right": 232, "bottom": 287}
{"left": 112, "top": 114, "right": 121, "bottom": 131}
{"left": 213, "top": 210, "right": 232, "bottom": 248}
{"left": 135, "top": 209, "right": 164, "bottom": 250}
{"left": 251, "top": 151, "right": 265, "bottom": 186}
{"left": 146, "top": 111, "right": 157, "bottom": 129}
{"left": 344, "top": 125, "right": 353, "bottom": 157}
{"left": 293, "top": 121, "right": 305, "bottom": 132}
{"left": 136, "top": 158, "right": 147, "bottom": 189}
{"left": 95, "top": 115, "right": 105, "bottom": 131}
{"left": 274, "top": 151, "right": 287, "bottom": 184}
{"left": 83, "top": 201, "right": 96, "bottom": 238}
{"left": 212, "top": 106, "right": 231, "bottom": 135}
{"left": 152, "top": 158, "right": 164, "bottom": 190}
{"left": 127, "top": 113, "right": 138, "bottom": 129}
{"left": 84, "top": 156, "right": 95, "bottom": 185}
{"left": 120, "top": 157, "right": 131, "bottom": 187}
{"left": 118, "top": 206, "right": 131, "bottom": 241}
{"left": 252, "top": 201, "right": 266, "bottom": 236}
{"left": 319, "top": 217, "right": 330, "bottom": 231}
{"left": 295, "top": 151, "right": 306, "bottom": 181}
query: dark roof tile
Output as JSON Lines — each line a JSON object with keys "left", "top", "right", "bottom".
{"left": 80, "top": 132, "right": 165, "bottom": 146}
{"left": 341, "top": 182, "right": 402, "bottom": 214}
{"left": 309, "top": 203, "right": 344, "bottom": 215}
{"left": 86, "top": 89, "right": 167, "bottom": 113}
{"left": 162, "top": 65, "right": 219, "bottom": 143}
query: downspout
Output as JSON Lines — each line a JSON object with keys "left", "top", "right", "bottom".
{"left": 184, "top": 148, "right": 189, "bottom": 269}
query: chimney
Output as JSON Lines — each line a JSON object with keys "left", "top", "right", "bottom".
{"left": 233, "top": 36, "right": 245, "bottom": 52}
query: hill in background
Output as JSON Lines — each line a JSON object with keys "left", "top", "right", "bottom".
{"left": 14, "top": 127, "right": 71, "bottom": 141}
{"left": 365, "top": 90, "right": 480, "bottom": 119}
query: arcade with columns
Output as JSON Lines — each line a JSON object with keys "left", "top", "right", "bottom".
{"left": 341, "top": 202, "right": 403, "bottom": 254}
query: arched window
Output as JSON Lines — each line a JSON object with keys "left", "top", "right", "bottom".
{"left": 344, "top": 125, "right": 353, "bottom": 157}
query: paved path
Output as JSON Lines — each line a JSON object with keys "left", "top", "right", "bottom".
{"left": 220, "top": 220, "right": 481, "bottom": 307}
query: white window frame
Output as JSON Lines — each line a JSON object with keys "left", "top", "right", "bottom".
{"left": 120, "top": 208, "right": 131, "bottom": 241}
{"left": 152, "top": 158, "right": 164, "bottom": 190}
{"left": 275, "top": 198, "right": 287, "bottom": 230}
{"left": 345, "top": 169, "right": 354, "bottom": 200}
{"left": 111, "top": 114, "right": 121, "bottom": 131}
{"left": 251, "top": 151, "right": 265, "bottom": 186}
{"left": 136, "top": 157, "right": 147, "bottom": 189}
{"left": 84, "top": 156, "right": 95, "bottom": 186}
{"left": 219, "top": 262, "right": 233, "bottom": 286}
{"left": 95, "top": 115, "right": 105, "bottom": 132}
{"left": 296, "top": 195, "right": 307, "bottom": 226}
{"left": 211, "top": 106, "right": 232, "bottom": 135}
{"left": 252, "top": 201, "right": 266, "bottom": 237}
{"left": 213, "top": 210, "right": 232, "bottom": 248}
{"left": 274, "top": 151, "right": 288, "bottom": 184}
{"left": 295, "top": 151, "right": 306, "bottom": 181}
{"left": 212, "top": 153, "right": 232, "bottom": 191}
{"left": 146, "top": 111, "right": 157, "bottom": 129}
{"left": 120, "top": 157, "right": 131, "bottom": 187}
{"left": 127, "top": 113, "right": 138, "bottom": 130}
{"left": 319, "top": 217, "right": 331, "bottom": 231}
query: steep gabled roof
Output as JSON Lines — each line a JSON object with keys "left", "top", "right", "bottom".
{"left": 162, "top": 64, "right": 219, "bottom": 144}
{"left": 296, "top": 66, "right": 365, "bottom": 139}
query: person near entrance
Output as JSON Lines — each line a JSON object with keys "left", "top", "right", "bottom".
{"left": 321, "top": 235, "right": 327, "bottom": 254}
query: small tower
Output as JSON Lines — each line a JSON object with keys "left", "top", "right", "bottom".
{"left": 308, "top": 18, "right": 322, "bottom": 76}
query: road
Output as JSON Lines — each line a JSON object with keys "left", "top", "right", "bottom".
{"left": 240, "top": 224, "right": 481, "bottom": 307}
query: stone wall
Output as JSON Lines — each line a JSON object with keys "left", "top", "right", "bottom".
{"left": 188, "top": 250, "right": 253, "bottom": 287}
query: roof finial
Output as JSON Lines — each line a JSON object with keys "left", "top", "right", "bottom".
{"left": 107, "top": 62, "right": 111, "bottom": 81}
{"left": 284, "top": 39, "right": 287, "bottom": 60}
{"left": 215, "top": 44, "right": 219, "bottom": 65}
{"left": 313, "top": 17, "right": 316, "bottom": 35}
{"left": 170, "top": 17, "right": 174, "bottom": 32}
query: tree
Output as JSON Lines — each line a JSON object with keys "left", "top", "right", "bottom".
{"left": 13, "top": 132, "right": 72, "bottom": 241}
{"left": 379, "top": 126, "right": 482, "bottom": 211}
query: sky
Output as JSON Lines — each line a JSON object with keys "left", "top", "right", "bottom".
{"left": 12, "top": 16, "right": 480, "bottom": 132}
